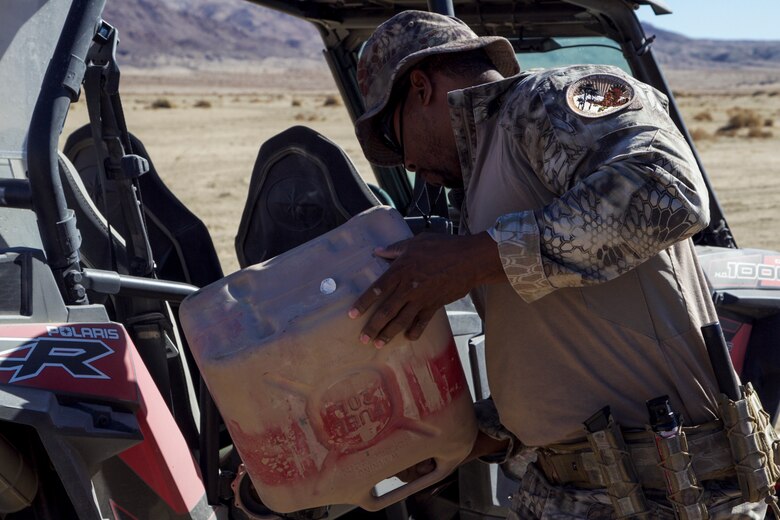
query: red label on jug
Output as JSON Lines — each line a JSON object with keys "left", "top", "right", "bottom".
{"left": 228, "top": 341, "right": 468, "bottom": 489}
{"left": 319, "top": 369, "right": 394, "bottom": 454}
{"left": 229, "top": 419, "right": 317, "bottom": 486}
{"left": 404, "top": 340, "right": 466, "bottom": 417}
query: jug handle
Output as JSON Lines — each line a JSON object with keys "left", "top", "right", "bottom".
{"left": 359, "top": 457, "right": 457, "bottom": 512}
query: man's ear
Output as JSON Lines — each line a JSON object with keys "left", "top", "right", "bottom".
{"left": 409, "top": 69, "right": 434, "bottom": 106}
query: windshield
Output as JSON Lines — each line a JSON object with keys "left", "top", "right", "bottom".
{"left": 515, "top": 36, "right": 629, "bottom": 73}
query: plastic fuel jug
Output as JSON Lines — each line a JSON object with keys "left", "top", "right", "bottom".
{"left": 179, "top": 206, "right": 477, "bottom": 513}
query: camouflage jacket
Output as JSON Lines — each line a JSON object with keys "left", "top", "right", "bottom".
{"left": 451, "top": 65, "right": 720, "bottom": 447}
{"left": 450, "top": 64, "right": 709, "bottom": 302}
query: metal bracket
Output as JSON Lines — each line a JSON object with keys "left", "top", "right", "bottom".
{"left": 634, "top": 34, "right": 656, "bottom": 57}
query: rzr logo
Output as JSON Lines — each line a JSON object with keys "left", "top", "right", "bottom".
{"left": 0, "top": 338, "right": 113, "bottom": 383}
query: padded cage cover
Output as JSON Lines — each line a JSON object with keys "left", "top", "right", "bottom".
{"left": 235, "top": 126, "right": 379, "bottom": 267}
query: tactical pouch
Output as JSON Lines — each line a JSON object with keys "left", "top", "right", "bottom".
{"left": 718, "top": 382, "right": 780, "bottom": 503}
{"left": 651, "top": 428, "right": 708, "bottom": 520}
{"left": 585, "top": 409, "right": 651, "bottom": 519}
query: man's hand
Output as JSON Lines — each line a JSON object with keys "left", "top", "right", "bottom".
{"left": 466, "top": 431, "right": 511, "bottom": 462}
{"left": 348, "top": 231, "right": 504, "bottom": 348}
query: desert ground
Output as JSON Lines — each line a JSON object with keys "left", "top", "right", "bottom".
{"left": 61, "top": 66, "right": 780, "bottom": 276}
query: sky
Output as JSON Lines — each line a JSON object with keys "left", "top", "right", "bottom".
{"left": 636, "top": 1, "right": 780, "bottom": 41}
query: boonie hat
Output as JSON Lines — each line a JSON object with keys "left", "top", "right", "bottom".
{"left": 355, "top": 10, "right": 519, "bottom": 166}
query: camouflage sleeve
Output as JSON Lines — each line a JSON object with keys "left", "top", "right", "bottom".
{"left": 474, "top": 399, "right": 541, "bottom": 478}
{"left": 489, "top": 65, "right": 709, "bottom": 302}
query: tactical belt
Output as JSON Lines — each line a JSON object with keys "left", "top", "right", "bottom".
{"left": 535, "top": 420, "right": 734, "bottom": 491}
{"left": 533, "top": 324, "right": 780, "bottom": 519}
{"left": 535, "top": 386, "right": 780, "bottom": 520}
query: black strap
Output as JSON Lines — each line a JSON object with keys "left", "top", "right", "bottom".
{"left": 84, "top": 22, "right": 153, "bottom": 277}
{"left": 84, "top": 65, "right": 117, "bottom": 273}
{"left": 83, "top": 23, "right": 175, "bottom": 411}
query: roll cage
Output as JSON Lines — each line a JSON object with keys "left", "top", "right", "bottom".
{"left": 244, "top": 0, "right": 735, "bottom": 248}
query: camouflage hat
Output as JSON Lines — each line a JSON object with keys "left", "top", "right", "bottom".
{"left": 355, "top": 10, "right": 519, "bottom": 166}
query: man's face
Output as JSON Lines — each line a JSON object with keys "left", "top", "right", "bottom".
{"left": 384, "top": 75, "right": 464, "bottom": 190}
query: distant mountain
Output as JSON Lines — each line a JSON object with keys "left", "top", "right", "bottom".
{"left": 643, "top": 23, "right": 780, "bottom": 69}
{"left": 101, "top": 1, "right": 780, "bottom": 71}
{"left": 102, "top": 0, "right": 322, "bottom": 66}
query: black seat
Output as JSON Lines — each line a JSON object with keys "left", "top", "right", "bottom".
{"left": 235, "top": 125, "right": 380, "bottom": 267}
{"left": 57, "top": 151, "right": 130, "bottom": 275}
{"left": 63, "top": 125, "right": 223, "bottom": 287}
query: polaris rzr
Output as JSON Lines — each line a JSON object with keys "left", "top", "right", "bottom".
{"left": 0, "top": 0, "right": 778, "bottom": 519}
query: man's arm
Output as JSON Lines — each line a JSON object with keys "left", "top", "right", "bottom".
{"left": 492, "top": 66, "right": 709, "bottom": 302}
{"left": 351, "top": 66, "right": 708, "bottom": 345}
{"left": 491, "top": 137, "right": 709, "bottom": 302}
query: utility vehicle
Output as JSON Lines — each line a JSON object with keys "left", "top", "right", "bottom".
{"left": 0, "top": 0, "right": 777, "bottom": 518}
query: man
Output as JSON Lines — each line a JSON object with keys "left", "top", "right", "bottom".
{"left": 347, "top": 10, "right": 773, "bottom": 519}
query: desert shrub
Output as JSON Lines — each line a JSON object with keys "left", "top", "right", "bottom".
{"left": 747, "top": 128, "right": 773, "bottom": 138}
{"left": 323, "top": 94, "right": 341, "bottom": 107}
{"left": 150, "top": 98, "right": 174, "bottom": 109}
{"left": 715, "top": 127, "right": 737, "bottom": 137}
{"left": 693, "top": 111, "right": 713, "bottom": 122}
{"left": 725, "top": 107, "right": 762, "bottom": 129}
{"left": 194, "top": 99, "right": 212, "bottom": 108}
{"left": 690, "top": 128, "right": 712, "bottom": 141}
{"left": 291, "top": 98, "right": 302, "bottom": 107}
{"left": 294, "top": 112, "right": 323, "bottom": 122}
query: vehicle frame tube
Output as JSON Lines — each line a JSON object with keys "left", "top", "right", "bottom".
{"left": 27, "top": 0, "right": 106, "bottom": 304}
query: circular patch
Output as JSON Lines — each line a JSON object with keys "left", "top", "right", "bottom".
{"left": 566, "top": 74, "right": 634, "bottom": 118}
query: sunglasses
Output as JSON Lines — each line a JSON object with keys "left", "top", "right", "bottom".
{"left": 379, "top": 84, "right": 408, "bottom": 158}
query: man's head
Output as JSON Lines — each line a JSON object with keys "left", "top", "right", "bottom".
{"left": 355, "top": 10, "right": 519, "bottom": 187}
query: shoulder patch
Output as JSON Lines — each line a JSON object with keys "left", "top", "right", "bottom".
{"left": 565, "top": 73, "right": 634, "bottom": 118}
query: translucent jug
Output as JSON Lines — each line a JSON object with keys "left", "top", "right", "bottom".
{"left": 179, "top": 206, "right": 477, "bottom": 513}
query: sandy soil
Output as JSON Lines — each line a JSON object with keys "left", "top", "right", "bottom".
{"left": 61, "top": 68, "right": 780, "bottom": 276}
{"left": 674, "top": 87, "right": 780, "bottom": 253}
